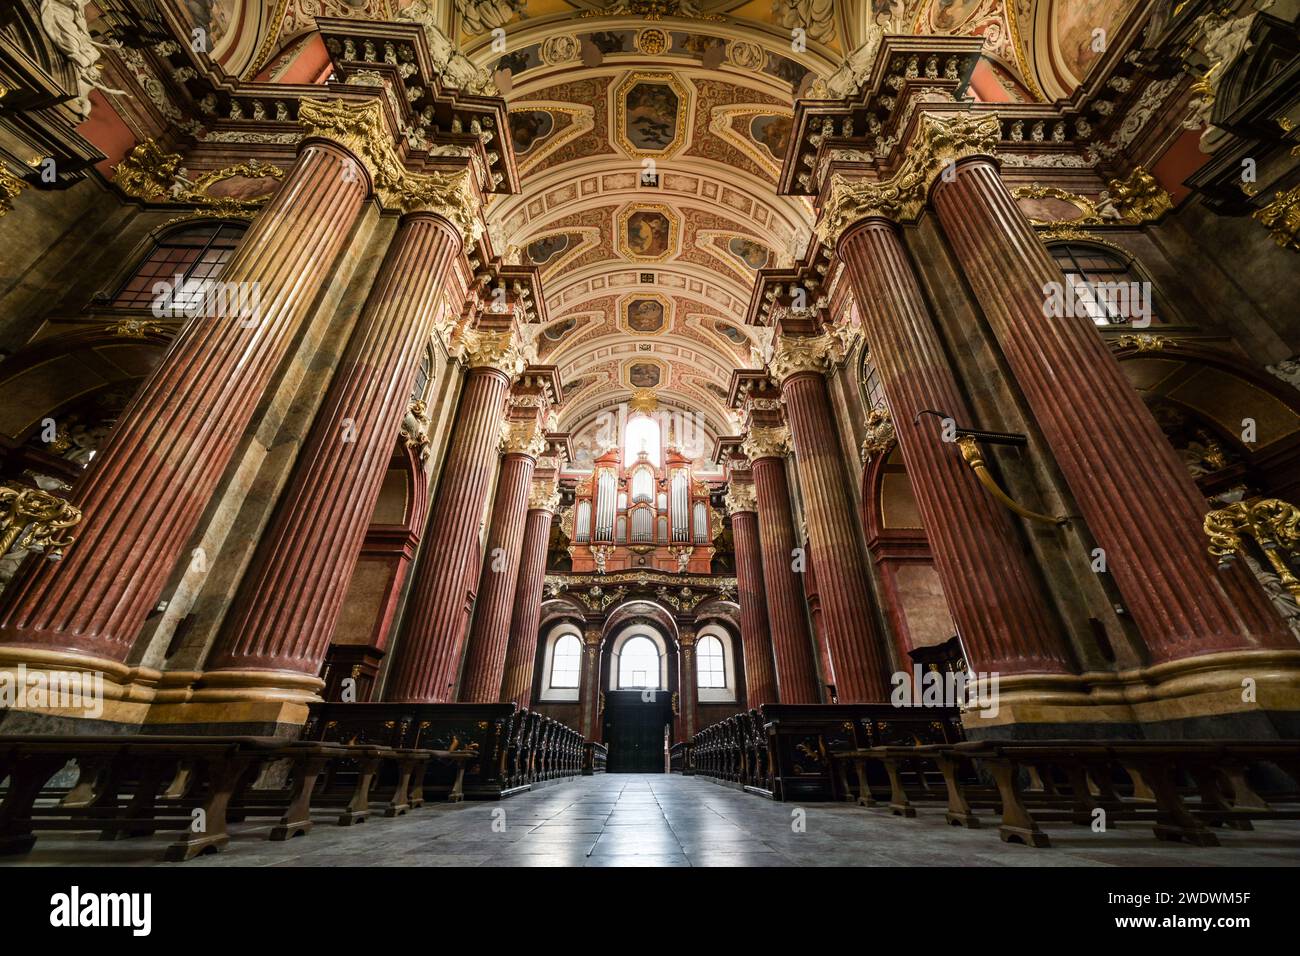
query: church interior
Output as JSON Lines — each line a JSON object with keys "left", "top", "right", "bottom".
{"left": 1, "top": 0, "right": 1299, "bottom": 879}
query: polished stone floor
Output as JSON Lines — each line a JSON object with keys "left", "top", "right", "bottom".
{"left": 7, "top": 774, "right": 1300, "bottom": 867}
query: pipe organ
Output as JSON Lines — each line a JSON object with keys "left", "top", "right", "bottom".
{"left": 564, "top": 447, "right": 719, "bottom": 574}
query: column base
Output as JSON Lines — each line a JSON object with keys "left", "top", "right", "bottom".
{"left": 962, "top": 650, "right": 1300, "bottom": 740}
{"left": 0, "top": 647, "right": 320, "bottom": 736}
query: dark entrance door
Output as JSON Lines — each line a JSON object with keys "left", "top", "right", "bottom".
{"left": 603, "top": 690, "right": 672, "bottom": 773}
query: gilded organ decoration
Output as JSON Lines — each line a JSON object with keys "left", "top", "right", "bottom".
{"left": 567, "top": 445, "right": 718, "bottom": 575}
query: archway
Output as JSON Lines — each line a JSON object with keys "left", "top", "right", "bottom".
{"left": 602, "top": 622, "right": 674, "bottom": 773}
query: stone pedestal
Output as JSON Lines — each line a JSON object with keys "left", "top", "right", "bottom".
{"left": 745, "top": 435, "right": 820, "bottom": 703}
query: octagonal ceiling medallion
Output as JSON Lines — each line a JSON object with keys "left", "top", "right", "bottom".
{"left": 613, "top": 71, "right": 690, "bottom": 159}
{"left": 619, "top": 292, "right": 672, "bottom": 336}
{"left": 617, "top": 203, "right": 680, "bottom": 262}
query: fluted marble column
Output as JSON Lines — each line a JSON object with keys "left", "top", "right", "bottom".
{"left": 460, "top": 433, "right": 542, "bottom": 702}
{"left": 744, "top": 430, "right": 820, "bottom": 703}
{"left": 0, "top": 123, "right": 370, "bottom": 665}
{"left": 206, "top": 211, "right": 464, "bottom": 692}
{"left": 500, "top": 481, "right": 559, "bottom": 706}
{"left": 580, "top": 627, "right": 601, "bottom": 740}
{"left": 680, "top": 628, "right": 699, "bottom": 738}
{"left": 387, "top": 332, "right": 526, "bottom": 701}
{"left": 724, "top": 483, "right": 779, "bottom": 706}
{"left": 770, "top": 345, "right": 892, "bottom": 702}
{"left": 837, "top": 217, "right": 1074, "bottom": 676}
{"left": 929, "top": 152, "right": 1290, "bottom": 663}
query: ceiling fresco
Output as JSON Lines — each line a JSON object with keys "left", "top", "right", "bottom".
{"left": 160, "top": 0, "right": 1132, "bottom": 467}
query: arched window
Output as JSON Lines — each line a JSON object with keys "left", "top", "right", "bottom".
{"left": 695, "top": 629, "right": 737, "bottom": 703}
{"left": 549, "top": 634, "right": 581, "bottom": 688}
{"left": 618, "top": 635, "right": 660, "bottom": 689}
{"left": 697, "top": 635, "right": 725, "bottom": 688}
{"left": 409, "top": 348, "right": 433, "bottom": 403}
{"left": 861, "top": 355, "right": 886, "bottom": 410}
{"left": 111, "top": 222, "right": 248, "bottom": 311}
{"left": 1048, "top": 243, "right": 1158, "bottom": 326}
{"left": 623, "top": 415, "right": 661, "bottom": 466}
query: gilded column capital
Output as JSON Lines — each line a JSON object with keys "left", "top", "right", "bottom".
{"left": 768, "top": 331, "right": 838, "bottom": 383}
{"left": 527, "top": 479, "right": 561, "bottom": 514}
{"left": 817, "top": 110, "right": 1001, "bottom": 243}
{"left": 299, "top": 97, "right": 482, "bottom": 244}
{"left": 459, "top": 327, "right": 531, "bottom": 379}
{"left": 742, "top": 425, "right": 791, "bottom": 462}
{"left": 859, "top": 407, "right": 897, "bottom": 464}
{"left": 723, "top": 483, "right": 758, "bottom": 515}
{"left": 500, "top": 418, "right": 547, "bottom": 459}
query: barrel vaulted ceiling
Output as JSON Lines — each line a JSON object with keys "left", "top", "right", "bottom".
{"left": 175, "top": 0, "right": 1140, "bottom": 466}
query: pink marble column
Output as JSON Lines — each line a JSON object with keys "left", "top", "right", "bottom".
{"left": 746, "top": 441, "right": 820, "bottom": 703}
{"left": 838, "top": 216, "right": 1074, "bottom": 676}
{"left": 725, "top": 489, "right": 779, "bottom": 706}
{"left": 387, "top": 342, "right": 520, "bottom": 702}
{"left": 779, "top": 367, "right": 893, "bottom": 701}
{"left": 207, "top": 211, "right": 462, "bottom": 682}
{"left": 500, "top": 486, "right": 557, "bottom": 706}
{"left": 680, "top": 628, "right": 699, "bottom": 737}
{"left": 931, "top": 157, "right": 1291, "bottom": 663}
{"left": 579, "top": 627, "right": 601, "bottom": 740}
{"left": 0, "top": 138, "right": 369, "bottom": 663}
{"left": 460, "top": 450, "right": 537, "bottom": 702}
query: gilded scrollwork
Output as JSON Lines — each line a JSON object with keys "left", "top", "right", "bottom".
{"left": 1, "top": 167, "right": 28, "bottom": 216}
{"left": 859, "top": 407, "right": 896, "bottom": 464}
{"left": 0, "top": 483, "right": 83, "bottom": 564}
{"left": 1102, "top": 167, "right": 1173, "bottom": 224}
{"left": 1253, "top": 186, "right": 1300, "bottom": 253}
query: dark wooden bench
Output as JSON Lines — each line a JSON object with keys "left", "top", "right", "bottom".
{"left": 831, "top": 739, "right": 1300, "bottom": 848}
